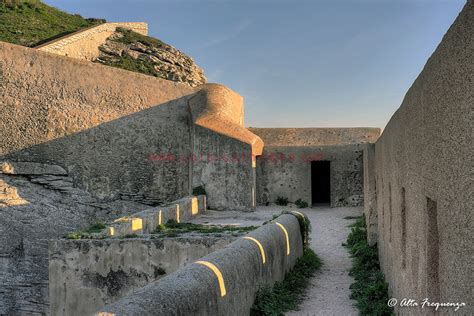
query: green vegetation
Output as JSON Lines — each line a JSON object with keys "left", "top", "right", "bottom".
{"left": 97, "top": 28, "right": 169, "bottom": 79}
{"left": 250, "top": 248, "right": 322, "bottom": 315}
{"left": 66, "top": 222, "right": 106, "bottom": 239}
{"left": 344, "top": 216, "right": 361, "bottom": 220}
{"left": 251, "top": 212, "right": 317, "bottom": 315}
{"left": 0, "top": 0, "right": 104, "bottom": 47}
{"left": 192, "top": 185, "right": 206, "bottom": 196}
{"left": 295, "top": 198, "right": 309, "bottom": 209}
{"left": 344, "top": 216, "right": 393, "bottom": 316}
{"left": 114, "top": 27, "right": 164, "bottom": 47}
{"left": 152, "top": 220, "right": 258, "bottom": 236}
{"left": 275, "top": 196, "right": 289, "bottom": 206}
{"left": 99, "top": 54, "right": 159, "bottom": 77}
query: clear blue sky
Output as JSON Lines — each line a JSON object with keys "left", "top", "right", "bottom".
{"left": 45, "top": 0, "right": 466, "bottom": 128}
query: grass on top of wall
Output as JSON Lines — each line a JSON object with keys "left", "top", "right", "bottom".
{"left": 152, "top": 220, "right": 258, "bottom": 237}
{"left": 344, "top": 216, "right": 393, "bottom": 315}
{"left": 0, "top": 0, "right": 104, "bottom": 47}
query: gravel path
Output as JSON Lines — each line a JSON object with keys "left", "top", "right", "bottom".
{"left": 190, "top": 205, "right": 361, "bottom": 315}
{"left": 286, "top": 206, "right": 361, "bottom": 316}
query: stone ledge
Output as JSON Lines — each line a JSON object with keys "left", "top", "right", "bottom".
{"left": 1, "top": 161, "right": 67, "bottom": 175}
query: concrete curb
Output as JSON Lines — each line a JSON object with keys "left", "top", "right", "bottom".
{"left": 97, "top": 213, "right": 304, "bottom": 315}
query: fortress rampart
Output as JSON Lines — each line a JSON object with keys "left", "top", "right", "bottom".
{"left": 364, "top": 1, "right": 473, "bottom": 314}
{"left": 36, "top": 22, "right": 148, "bottom": 61}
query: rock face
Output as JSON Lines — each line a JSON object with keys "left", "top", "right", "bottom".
{"left": 0, "top": 162, "right": 152, "bottom": 314}
{"left": 95, "top": 28, "right": 207, "bottom": 87}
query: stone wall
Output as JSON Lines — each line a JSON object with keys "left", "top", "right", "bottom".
{"left": 49, "top": 236, "right": 234, "bottom": 316}
{"left": 363, "top": 143, "right": 377, "bottom": 246}
{"left": 0, "top": 41, "right": 195, "bottom": 204}
{"left": 98, "top": 213, "right": 304, "bottom": 315}
{"left": 365, "top": 1, "right": 473, "bottom": 314}
{"left": 0, "top": 41, "right": 262, "bottom": 313}
{"left": 250, "top": 128, "right": 380, "bottom": 207}
{"left": 0, "top": 165, "right": 151, "bottom": 315}
{"left": 36, "top": 22, "right": 148, "bottom": 61}
{"left": 0, "top": 42, "right": 259, "bottom": 209}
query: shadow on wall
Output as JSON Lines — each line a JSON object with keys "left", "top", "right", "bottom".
{"left": 1, "top": 96, "right": 193, "bottom": 204}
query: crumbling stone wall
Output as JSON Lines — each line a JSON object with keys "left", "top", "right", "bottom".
{"left": 251, "top": 128, "right": 380, "bottom": 207}
{"left": 365, "top": 1, "right": 473, "bottom": 314}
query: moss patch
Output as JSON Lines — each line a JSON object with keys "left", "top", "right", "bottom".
{"left": 152, "top": 220, "right": 258, "bottom": 236}
{"left": 344, "top": 216, "right": 393, "bottom": 315}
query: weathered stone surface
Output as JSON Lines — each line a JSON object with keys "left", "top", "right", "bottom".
{"left": 0, "top": 178, "right": 28, "bottom": 207}
{"left": 0, "top": 172, "right": 151, "bottom": 315}
{"left": 1, "top": 161, "right": 67, "bottom": 176}
{"left": 250, "top": 128, "right": 380, "bottom": 207}
{"left": 49, "top": 236, "right": 235, "bottom": 316}
{"left": 99, "top": 214, "right": 303, "bottom": 315}
{"left": 96, "top": 29, "right": 207, "bottom": 87}
{"left": 370, "top": 2, "right": 473, "bottom": 315}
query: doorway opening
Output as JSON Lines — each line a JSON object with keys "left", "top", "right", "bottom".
{"left": 311, "top": 161, "right": 331, "bottom": 205}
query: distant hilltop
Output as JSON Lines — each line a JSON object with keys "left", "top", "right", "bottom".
{"left": 0, "top": 0, "right": 207, "bottom": 87}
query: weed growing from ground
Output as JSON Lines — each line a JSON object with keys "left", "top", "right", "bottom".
{"left": 250, "top": 248, "right": 322, "bottom": 315}
{"left": 345, "top": 216, "right": 393, "bottom": 315}
{"left": 295, "top": 199, "right": 309, "bottom": 208}
{"left": 275, "top": 196, "right": 289, "bottom": 206}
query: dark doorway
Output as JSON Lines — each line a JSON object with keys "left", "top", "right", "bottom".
{"left": 311, "top": 161, "right": 331, "bottom": 205}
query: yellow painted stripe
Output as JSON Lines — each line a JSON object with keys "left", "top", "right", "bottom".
{"left": 243, "top": 236, "right": 266, "bottom": 264}
{"left": 291, "top": 210, "right": 305, "bottom": 219}
{"left": 176, "top": 204, "right": 180, "bottom": 223}
{"left": 158, "top": 210, "right": 162, "bottom": 225}
{"left": 108, "top": 227, "right": 115, "bottom": 236}
{"left": 275, "top": 222, "right": 290, "bottom": 255}
{"left": 131, "top": 218, "right": 143, "bottom": 232}
{"left": 191, "top": 197, "right": 199, "bottom": 215}
{"left": 195, "top": 261, "right": 226, "bottom": 297}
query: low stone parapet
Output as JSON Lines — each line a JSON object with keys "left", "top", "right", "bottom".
{"left": 97, "top": 213, "right": 305, "bottom": 315}
{"left": 106, "top": 195, "right": 205, "bottom": 237}
{"left": 49, "top": 235, "right": 234, "bottom": 316}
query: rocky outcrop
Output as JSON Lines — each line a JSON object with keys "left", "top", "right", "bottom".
{"left": 0, "top": 161, "right": 153, "bottom": 314}
{"left": 95, "top": 28, "right": 207, "bottom": 87}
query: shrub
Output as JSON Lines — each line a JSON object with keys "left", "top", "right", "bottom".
{"left": 295, "top": 198, "right": 309, "bottom": 208}
{"left": 275, "top": 196, "right": 289, "bottom": 206}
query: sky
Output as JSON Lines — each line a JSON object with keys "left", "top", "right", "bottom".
{"left": 45, "top": 0, "right": 466, "bottom": 129}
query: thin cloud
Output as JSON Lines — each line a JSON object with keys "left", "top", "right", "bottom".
{"left": 201, "top": 18, "right": 252, "bottom": 49}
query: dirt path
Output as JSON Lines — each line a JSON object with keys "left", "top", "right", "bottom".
{"left": 285, "top": 206, "right": 361, "bottom": 316}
